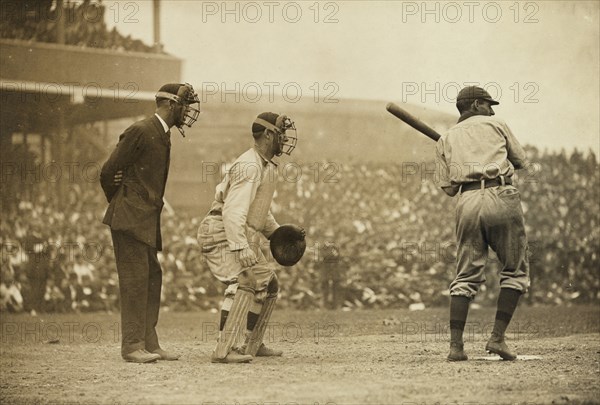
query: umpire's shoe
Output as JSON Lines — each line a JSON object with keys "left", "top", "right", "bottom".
{"left": 151, "top": 348, "right": 180, "bottom": 361}
{"left": 123, "top": 349, "right": 161, "bottom": 363}
{"left": 211, "top": 350, "right": 253, "bottom": 364}
{"left": 447, "top": 342, "right": 468, "bottom": 362}
{"left": 485, "top": 333, "right": 517, "bottom": 361}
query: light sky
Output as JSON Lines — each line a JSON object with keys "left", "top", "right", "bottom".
{"left": 105, "top": 0, "right": 599, "bottom": 153}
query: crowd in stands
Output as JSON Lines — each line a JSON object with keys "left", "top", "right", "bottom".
{"left": 1, "top": 147, "right": 598, "bottom": 314}
{"left": 0, "top": 0, "right": 159, "bottom": 53}
{"left": 274, "top": 146, "right": 600, "bottom": 309}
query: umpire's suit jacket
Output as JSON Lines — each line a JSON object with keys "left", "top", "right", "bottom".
{"left": 100, "top": 115, "right": 171, "bottom": 250}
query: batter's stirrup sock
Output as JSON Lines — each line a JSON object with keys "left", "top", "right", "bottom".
{"left": 450, "top": 295, "right": 470, "bottom": 343}
{"left": 492, "top": 288, "right": 522, "bottom": 338}
{"left": 245, "top": 295, "right": 277, "bottom": 356}
{"left": 214, "top": 288, "right": 254, "bottom": 359}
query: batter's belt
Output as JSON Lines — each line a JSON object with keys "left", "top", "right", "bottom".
{"left": 460, "top": 176, "right": 513, "bottom": 193}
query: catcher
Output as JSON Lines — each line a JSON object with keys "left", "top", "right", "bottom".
{"left": 197, "top": 112, "right": 304, "bottom": 363}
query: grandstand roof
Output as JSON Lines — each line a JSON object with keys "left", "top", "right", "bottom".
{"left": 0, "top": 39, "right": 182, "bottom": 129}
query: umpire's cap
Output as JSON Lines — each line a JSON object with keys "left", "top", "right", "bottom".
{"left": 155, "top": 83, "right": 199, "bottom": 105}
{"left": 270, "top": 224, "right": 306, "bottom": 266}
{"left": 457, "top": 86, "right": 499, "bottom": 105}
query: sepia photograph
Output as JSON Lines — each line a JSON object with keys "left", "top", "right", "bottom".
{"left": 1, "top": 1, "right": 598, "bottom": 404}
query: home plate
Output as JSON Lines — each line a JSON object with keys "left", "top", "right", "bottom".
{"left": 472, "top": 355, "right": 543, "bottom": 361}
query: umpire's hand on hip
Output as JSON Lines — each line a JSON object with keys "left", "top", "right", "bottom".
{"left": 237, "top": 247, "right": 258, "bottom": 268}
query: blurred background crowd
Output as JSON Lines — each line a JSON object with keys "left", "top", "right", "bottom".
{"left": 0, "top": 0, "right": 159, "bottom": 53}
{"left": 1, "top": 1, "right": 598, "bottom": 314}
{"left": 2, "top": 147, "right": 598, "bottom": 314}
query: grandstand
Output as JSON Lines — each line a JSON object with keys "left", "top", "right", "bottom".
{"left": 169, "top": 96, "right": 456, "bottom": 214}
{"left": 1, "top": 1, "right": 598, "bottom": 315}
{"left": 0, "top": 0, "right": 180, "bottom": 312}
{"left": 0, "top": 0, "right": 180, "bottom": 209}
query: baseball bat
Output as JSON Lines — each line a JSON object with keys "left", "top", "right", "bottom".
{"left": 386, "top": 102, "right": 442, "bottom": 142}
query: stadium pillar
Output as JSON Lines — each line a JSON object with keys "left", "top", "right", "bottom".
{"left": 41, "top": 132, "right": 48, "bottom": 199}
{"left": 56, "top": 0, "right": 65, "bottom": 44}
{"left": 2, "top": 130, "right": 20, "bottom": 205}
{"left": 153, "top": 0, "right": 162, "bottom": 52}
{"left": 23, "top": 132, "right": 32, "bottom": 202}
{"left": 52, "top": 108, "right": 67, "bottom": 206}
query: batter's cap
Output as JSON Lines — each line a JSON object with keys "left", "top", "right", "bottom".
{"left": 456, "top": 86, "right": 499, "bottom": 105}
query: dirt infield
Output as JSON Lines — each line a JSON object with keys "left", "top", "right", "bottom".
{"left": 1, "top": 306, "right": 599, "bottom": 405}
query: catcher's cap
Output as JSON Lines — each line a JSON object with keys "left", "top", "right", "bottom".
{"left": 252, "top": 112, "right": 280, "bottom": 134}
{"left": 456, "top": 86, "right": 499, "bottom": 106}
{"left": 270, "top": 224, "right": 306, "bottom": 266}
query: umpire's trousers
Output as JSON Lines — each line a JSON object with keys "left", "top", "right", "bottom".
{"left": 111, "top": 230, "right": 162, "bottom": 356}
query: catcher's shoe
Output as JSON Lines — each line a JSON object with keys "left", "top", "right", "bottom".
{"left": 239, "top": 342, "right": 283, "bottom": 357}
{"left": 485, "top": 334, "right": 517, "bottom": 361}
{"left": 255, "top": 344, "right": 283, "bottom": 357}
{"left": 447, "top": 342, "right": 468, "bottom": 362}
{"left": 210, "top": 350, "right": 253, "bottom": 364}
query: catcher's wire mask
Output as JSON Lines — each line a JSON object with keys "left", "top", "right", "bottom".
{"left": 253, "top": 115, "right": 297, "bottom": 156}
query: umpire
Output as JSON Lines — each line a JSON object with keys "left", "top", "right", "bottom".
{"left": 100, "top": 83, "right": 200, "bottom": 363}
{"left": 436, "top": 86, "right": 530, "bottom": 361}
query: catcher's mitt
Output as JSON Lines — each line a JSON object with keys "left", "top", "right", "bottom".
{"left": 269, "top": 224, "right": 306, "bottom": 266}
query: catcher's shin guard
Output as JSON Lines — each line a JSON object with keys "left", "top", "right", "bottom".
{"left": 245, "top": 294, "right": 277, "bottom": 356}
{"left": 214, "top": 288, "right": 254, "bottom": 359}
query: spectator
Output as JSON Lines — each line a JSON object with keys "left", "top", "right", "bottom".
{"left": 0, "top": 270, "right": 24, "bottom": 313}
{"left": 0, "top": 0, "right": 161, "bottom": 53}
{"left": 0, "top": 148, "right": 598, "bottom": 312}
{"left": 73, "top": 253, "right": 94, "bottom": 284}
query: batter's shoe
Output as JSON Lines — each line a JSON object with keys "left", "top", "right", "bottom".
{"left": 123, "top": 349, "right": 160, "bottom": 363}
{"left": 447, "top": 343, "right": 468, "bottom": 362}
{"left": 210, "top": 350, "right": 253, "bottom": 364}
{"left": 485, "top": 334, "right": 517, "bottom": 361}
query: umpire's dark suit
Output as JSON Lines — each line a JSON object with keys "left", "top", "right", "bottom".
{"left": 100, "top": 115, "right": 170, "bottom": 356}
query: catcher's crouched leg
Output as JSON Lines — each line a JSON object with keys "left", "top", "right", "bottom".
{"left": 212, "top": 271, "right": 255, "bottom": 363}
{"left": 245, "top": 275, "right": 282, "bottom": 357}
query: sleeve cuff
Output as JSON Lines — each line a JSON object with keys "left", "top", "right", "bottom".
{"left": 227, "top": 241, "right": 249, "bottom": 251}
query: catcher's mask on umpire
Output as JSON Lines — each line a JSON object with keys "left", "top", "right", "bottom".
{"left": 252, "top": 112, "right": 297, "bottom": 156}
{"left": 269, "top": 224, "right": 306, "bottom": 266}
{"left": 155, "top": 83, "right": 201, "bottom": 137}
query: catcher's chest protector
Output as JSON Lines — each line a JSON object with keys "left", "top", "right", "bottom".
{"left": 246, "top": 163, "right": 277, "bottom": 231}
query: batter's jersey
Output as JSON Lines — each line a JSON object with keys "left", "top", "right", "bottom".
{"left": 435, "top": 115, "right": 528, "bottom": 193}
